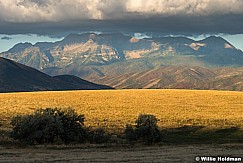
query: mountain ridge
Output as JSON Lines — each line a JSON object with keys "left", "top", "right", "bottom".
{"left": 3, "top": 33, "right": 243, "bottom": 70}
{"left": 0, "top": 57, "right": 112, "bottom": 93}
{"left": 86, "top": 65, "right": 243, "bottom": 91}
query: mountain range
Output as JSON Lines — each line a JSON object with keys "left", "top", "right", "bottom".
{"left": 1, "top": 33, "right": 243, "bottom": 91}
{"left": 0, "top": 57, "right": 112, "bottom": 93}
{"left": 2, "top": 33, "right": 243, "bottom": 70}
{"left": 93, "top": 65, "right": 243, "bottom": 90}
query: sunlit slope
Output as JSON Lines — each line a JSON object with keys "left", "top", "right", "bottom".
{"left": 1, "top": 89, "right": 243, "bottom": 132}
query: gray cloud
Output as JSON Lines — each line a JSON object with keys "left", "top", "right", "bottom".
{"left": 0, "top": 0, "right": 129, "bottom": 22}
{"left": 0, "top": 0, "right": 243, "bottom": 36}
{"left": 1, "top": 0, "right": 243, "bottom": 22}
{"left": 1, "top": 36, "right": 13, "bottom": 40}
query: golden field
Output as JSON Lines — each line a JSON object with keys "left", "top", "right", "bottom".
{"left": 1, "top": 89, "right": 243, "bottom": 132}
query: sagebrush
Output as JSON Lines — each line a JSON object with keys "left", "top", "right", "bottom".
{"left": 10, "top": 108, "right": 86, "bottom": 144}
{"left": 125, "top": 114, "right": 161, "bottom": 145}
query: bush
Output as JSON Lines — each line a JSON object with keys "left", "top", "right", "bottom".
{"left": 10, "top": 108, "right": 86, "bottom": 144}
{"left": 58, "top": 109, "right": 86, "bottom": 143}
{"left": 87, "top": 128, "right": 109, "bottom": 144}
{"left": 124, "top": 124, "right": 138, "bottom": 141}
{"left": 0, "top": 121, "right": 3, "bottom": 138}
{"left": 125, "top": 114, "right": 161, "bottom": 145}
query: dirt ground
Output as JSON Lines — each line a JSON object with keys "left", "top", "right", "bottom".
{"left": 0, "top": 144, "right": 243, "bottom": 162}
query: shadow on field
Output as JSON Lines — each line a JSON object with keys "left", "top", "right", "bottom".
{"left": 161, "top": 126, "right": 243, "bottom": 144}
{"left": 1, "top": 124, "right": 243, "bottom": 147}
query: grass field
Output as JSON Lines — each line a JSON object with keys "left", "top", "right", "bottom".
{"left": 1, "top": 89, "right": 243, "bottom": 162}
{"left": 1, "top": 89, "right": 243, "bottom": 133}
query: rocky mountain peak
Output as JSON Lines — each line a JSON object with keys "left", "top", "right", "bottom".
{"left": 7, "top": 42, "right": 32, "bottom": 53}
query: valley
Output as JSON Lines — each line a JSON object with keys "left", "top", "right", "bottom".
{"left": 1, "top": 1, "right": 243, "bottom": 162}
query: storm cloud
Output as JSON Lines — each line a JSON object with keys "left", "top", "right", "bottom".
{"left": 0, "top": 0, "right": 243, "bottom": 36}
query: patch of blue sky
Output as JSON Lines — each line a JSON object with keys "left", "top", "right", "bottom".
{"left": 0, "top": 34, "right": 62, "bottom": 53}
{"left": 189, "top": 34, "right": 243, "bottom": 51}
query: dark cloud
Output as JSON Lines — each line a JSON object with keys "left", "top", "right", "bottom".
{"left": 1, "top": 36, "right": 13, "bottom": 40}
{"left": 0, "top": 14, "right": 243, "bottom": 37}
{"left": 0, "top": 0, "right": 243, "bottom": 36}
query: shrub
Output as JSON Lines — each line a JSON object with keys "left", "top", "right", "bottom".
{"left": 0, "top": 121, "right": 2, "bottom": 138}
{"left": 125, "top": 114, "right": 161, "bottom": 145}
{"left": 10, "top": 108, "right": 86, "bottom": 144}
{"left": 86, "top": 128, "right": 109, "bottom": 144}
{"left": 58, "top": 109, "right": 86, "bottom": 143}
{"left": 124, "top": 124, "right": 138, "bottom": 141}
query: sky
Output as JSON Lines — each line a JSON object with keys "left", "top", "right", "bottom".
{"left": 0, "top": 0, "right": 243, "bottom": 52}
